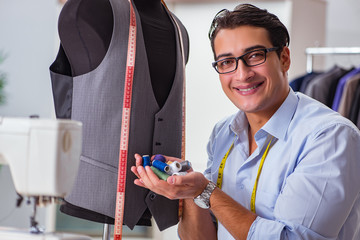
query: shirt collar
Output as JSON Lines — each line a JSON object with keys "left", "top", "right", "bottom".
{"left": 261, "top": 88, "right": 298, "bottom": 141}
{"left": 229, "top": 88, "right": 298, "bottom": 141}
{"left": 229, "top": 111, "right": 248, "bottom": 136}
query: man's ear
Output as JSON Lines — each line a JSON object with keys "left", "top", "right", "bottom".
{"left": 280, "top": 46, "right": 291, "bottom": 72}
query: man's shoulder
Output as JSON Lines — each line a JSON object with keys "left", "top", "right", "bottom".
{"left": 292, "top": 92, "right": 359, "bottom": 135}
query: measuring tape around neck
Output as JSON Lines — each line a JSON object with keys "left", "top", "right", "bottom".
{"left": 114, "top": 1, "right": 187, "bottom": 239}
{"left": 216, "top": 136, "right": 236, "bottom": 189}
{"left": 250, "top": 136, "right": 273, "bottom": 213}
{"left": 216, "top": 135, "right": 274, "bottom": 214}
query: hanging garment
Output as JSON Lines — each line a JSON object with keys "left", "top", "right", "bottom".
{"left": 338, "top": 73, "right": 360, "bottom": 117}
{"left": 349, "top": 80, "right": 360, "bottom": 128}
{"left": 49, "top": 0, "right": 189, "bottom": 231}
{"left": 289, "top": 72, "right": 321, "bottom": 92}
{"left": 332, "top": 67, "right": 360, "bottom": 111}
{"left": 298, "top": 72, "right": 323, "bottom": 93}
{"left": 304, "top": 66, "right": 348, "bottom": 107}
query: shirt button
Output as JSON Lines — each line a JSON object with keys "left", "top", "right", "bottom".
{"left": 239, "top": 184, "right": 244, "bottom": 190}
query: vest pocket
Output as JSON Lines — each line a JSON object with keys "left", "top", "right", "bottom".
{"left": 80, "top": 155, "right": 118, "bottom": 174}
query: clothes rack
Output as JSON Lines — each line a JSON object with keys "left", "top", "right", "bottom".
{"left": 305, "top": 47, "right": 360, "bottom": 73}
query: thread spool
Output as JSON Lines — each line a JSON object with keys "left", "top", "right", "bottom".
{"left": 153, "top": 154, "right": 166, "bottom": 163}
{"left": 180, "top": 160, "right": 192, "bottom": 172}
{"left": 172, "top": 172, "right": 187, "bottom": 176}
{"left": 168, "top": 161, "right": 182, "bottom": 175}
{"left": 142, "top": 155, "right": 151, "bottom": 167}
{"left": 150, "top": 166, "right": 169, "bottom": 181}
{"left": 152, "top": 160, "right": 170, "bottom": 173}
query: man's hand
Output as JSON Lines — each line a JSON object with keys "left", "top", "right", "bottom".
{"left": 130, "top": 153, "right": 208, "bottom": 200}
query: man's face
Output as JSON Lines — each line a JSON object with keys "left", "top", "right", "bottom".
{"left": 213, "top": 25, "right": 290, "bottom": 118}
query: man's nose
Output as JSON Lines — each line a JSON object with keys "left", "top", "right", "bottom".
{"left": 233, "top": 59, "right": 254, "bottom": 81}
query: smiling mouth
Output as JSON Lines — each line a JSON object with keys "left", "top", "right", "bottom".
{"left": 235, "top": 82, "right": 264, "bottom": 92}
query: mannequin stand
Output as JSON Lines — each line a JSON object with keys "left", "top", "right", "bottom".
{"left": 102, "top": 224, "right": 111, "bottom": 240}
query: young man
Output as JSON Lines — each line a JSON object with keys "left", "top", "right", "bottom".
{"left": 131, "top": 4, "right": 360, "bottom": 239}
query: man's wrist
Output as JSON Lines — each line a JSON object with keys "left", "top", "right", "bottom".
{"left": 193, "top": 181, "right": 217, "bottom": 209}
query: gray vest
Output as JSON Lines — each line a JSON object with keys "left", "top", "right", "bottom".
{"left": 50, "top": 0, "right": 189, "bottom": 230}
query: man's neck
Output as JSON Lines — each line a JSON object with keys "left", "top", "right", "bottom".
{"left": 246, "top": 87, "right": 290, "bottom": 139}
{"left": 247, "top": 115, "right": 270, "bottom": 155}
{"left": 246, "top": 112, "right": 270, "bottom": 135}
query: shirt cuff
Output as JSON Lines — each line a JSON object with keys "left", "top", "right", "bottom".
{"left": 247, "top": 216, "right": 285, "bottom": 240}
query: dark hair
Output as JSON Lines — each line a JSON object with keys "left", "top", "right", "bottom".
{"left": 209, "top": 4, "right": 290, "bottom": 58}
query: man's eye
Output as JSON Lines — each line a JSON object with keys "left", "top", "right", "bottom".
{"left": 248, "top": 51, "right": 265, "bottom": 60}
{"left": 219, "top": 58, "right": 235, "bottom": 67}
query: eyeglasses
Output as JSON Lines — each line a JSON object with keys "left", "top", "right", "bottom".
{"left": 212, "top": 47, "right": 279, "bottom": 74}
{"left": 208, "top": 8, "right": 246, "bottom": 40}
{"left": 208, "top": 9, "right": 229, "bottom": 40}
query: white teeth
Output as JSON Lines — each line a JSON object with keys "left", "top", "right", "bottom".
{"left": 238, "top": 84, "right": 258, "bottom": 92}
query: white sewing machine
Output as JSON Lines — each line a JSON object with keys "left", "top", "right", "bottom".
{"left": 0, "top": 117, "right": 91, "bottom": 240}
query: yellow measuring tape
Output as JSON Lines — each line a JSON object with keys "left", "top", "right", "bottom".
{"left": 216, "top": 135, "right": 274, "bottom": 213}
{"left": 216, "top": 136, "right": 235, "bottom": 189}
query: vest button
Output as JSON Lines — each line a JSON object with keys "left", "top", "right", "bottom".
{"left": 158, "top": 118, "right": 163, "bottom": 122}
{"left": 155, "top": 142, "right": 161, "bottom": 146}
{"left": 150, "top": 193, "right": 157, "bottom": 200}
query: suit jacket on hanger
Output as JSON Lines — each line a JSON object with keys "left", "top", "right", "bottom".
{"left": 290, "top": 72, "right": 321, "bottom": 92}
{"left": 349, "top": 80, "right": 360, "bottom": 128}
{"left": 332, "top": 67, "right": 360, "bottom": 111}
{"left": 304, "top": 66, "right": 348, "bottom": 107}
{"left": 338, "top": 73, "right": 360, "bottom": 117}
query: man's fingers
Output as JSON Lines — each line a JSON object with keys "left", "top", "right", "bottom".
{"left": 134, "top": 157, "right": 208, "bottom": 199}
{"left": 134, "top": 153, "right": 143, "bottom": 167}
{"left": 168, "top": 172, "right": 198, "bottom": 186}
{"left": 134, "top": 178, "right": 146, "bottom": 188}
{"left": 145, "top": 166, "right": 163, "bottom": 182}
{"left": 137, "top": 166, "right": 161, "bottom": 187}
{"left": 131, "top": 166, "right": 140, "bottom": 179}
{"left": 137, "top": 166, "right": 177, "bottom": 197}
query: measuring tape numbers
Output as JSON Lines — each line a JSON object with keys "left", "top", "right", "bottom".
{"left": 114, "top": 1, "right": 137, "bottom": 239}
{"left": 114, "top": 1, "right": 187, "bottom": 239}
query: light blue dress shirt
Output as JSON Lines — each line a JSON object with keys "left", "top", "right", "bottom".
{"left": 204, "top": 89, "right": 360, "bottom": 240}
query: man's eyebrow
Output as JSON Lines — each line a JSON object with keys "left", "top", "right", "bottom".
{"left": 215, "top": 53, "right": 233, "bottom": 60}
{"left": 244, "top": 45, "right": 266, "bottom": 52}
{"left": 215, "top": 45, "right": 267, "bottom": 60}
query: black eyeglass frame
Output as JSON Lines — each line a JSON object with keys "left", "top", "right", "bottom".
{"left": 212, "top": 47, "right": 279, "bottom": 74}
{"left": 209, "top": 9, "right": 227, "bottom": 40}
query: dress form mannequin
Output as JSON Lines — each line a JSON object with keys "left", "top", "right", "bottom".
{"left": 50, "top": 0, "right": 189, "bottom": 231}
{"left": 135, "top": 0, "right": 177, "bottom": 107}
{"left": 57, "top": 0, "right": 113, "bottom": 76}
{"left": 57, "top": 0, "right": 181, "bottom": 107}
